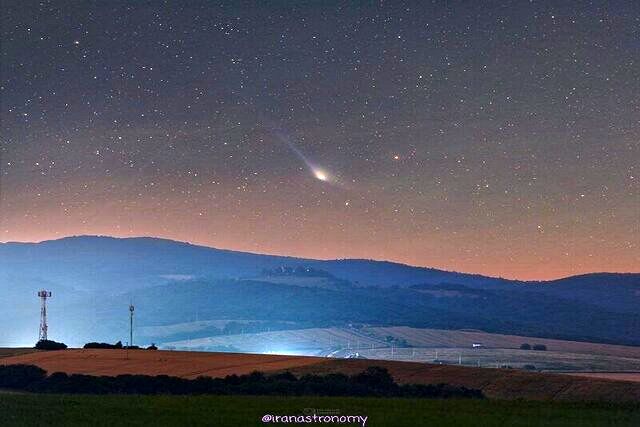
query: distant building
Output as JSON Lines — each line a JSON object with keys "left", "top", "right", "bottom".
{"left": 472, "top": 343, "right": 483, "bottom": 348}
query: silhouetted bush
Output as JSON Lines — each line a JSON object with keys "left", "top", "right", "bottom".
{"left": 0, "top": 364, "right": 46, "bottom": 389}
{"left": 0, "top": 364, "right": 484, "bottom": 399}
{"left": 523, "top": 364, "right": 536, "bottom": 370}
{"left": 34, "top": 340, "right": 67, "bottom": 350}
{"left": 520, "top": 343, "right": 531, "bottom": 350}
{"left": 532, "top": 344, "right": 547, "bottom": 351}
{"left": 84, "top": 341, "right": 123, "bottom": 349}
{"left": 147, "top": 344, "right": 158, "bottom": 350}
{"left": 352, "top": 366, "right": 395, "bottom": 392}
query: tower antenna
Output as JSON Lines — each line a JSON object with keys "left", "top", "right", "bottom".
{"left": 37, "top": 290, "right": 52, "bottom": 341}
{"left": 129, "top": 303, "right": 135, "bottom": 347}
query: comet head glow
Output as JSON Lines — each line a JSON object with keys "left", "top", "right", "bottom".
{"left": 313, "top": 169, "right": 328, "bottom": 182}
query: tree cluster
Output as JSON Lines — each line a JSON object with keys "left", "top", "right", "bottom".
{"left": 34, "top": 340, "right": 67, "bottom": 350}
{"left": 0, "top": 364, "right": 483, "bottom": 399}
{"left": 83, "top": 341, "right": 123, "bottom": 349}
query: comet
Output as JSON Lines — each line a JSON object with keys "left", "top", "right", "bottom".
{"left": 313, "top": 169, "right": 328, "bottom": 182}
{"left": 264, "top": 126, "right": 338, "bottom": 184}
{"left": 285, "top": 139, "right": 335, "bottom": 184}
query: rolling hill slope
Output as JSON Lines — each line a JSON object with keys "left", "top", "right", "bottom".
{"left": 0, "top": 235, "right": 509, "bottom": 292}
{"left": 1, "top": 236, "right": 639, "bottom": 347}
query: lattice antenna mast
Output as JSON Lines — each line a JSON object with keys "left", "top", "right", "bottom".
{"left": 37, "top": 290, "right": 52, "bottom": 341}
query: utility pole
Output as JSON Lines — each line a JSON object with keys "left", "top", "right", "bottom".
{"left": 129, "top": 304, "right": 135, "bottom": 347}
{"left": 37, "top": 290, "right": 52, "bottom": 341}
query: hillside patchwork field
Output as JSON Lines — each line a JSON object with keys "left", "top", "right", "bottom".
{"left": 368, "top": 327, "right": 640, "bottom": 358}
{"left": 162, "top": 326, "right": 640, "bottom": 373}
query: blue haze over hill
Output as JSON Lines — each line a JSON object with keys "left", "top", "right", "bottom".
{"left": 1, "top": 236, "right": 638, "bottom": 347}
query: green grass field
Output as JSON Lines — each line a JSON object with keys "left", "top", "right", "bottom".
{"left": 1, "top": 394, "right": 639, "bottom": 427}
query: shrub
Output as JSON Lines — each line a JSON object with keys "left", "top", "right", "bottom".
{"left": 0, "top": 364, "right": 46, "bottom": 389}
{"left": 520, "top": 343, "right": 531, "bottom": 350}
{"left": 83, "top": 341, "right": 123, "bottom": 349}
{"left": 532, "top": 344, "right": 547, "bottom": 351}
{"left": 34, "top": 340, "right": 67, "bottom": 350}
{"left": 352, "top": 366, "right": 396, "bottom": 393}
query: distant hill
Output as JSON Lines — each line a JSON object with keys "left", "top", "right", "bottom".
{"left": 0, "top": 235, "right": 510, "bottom": 292}
{"left": 0, "top": 236, "right": 638, "bottom": 347}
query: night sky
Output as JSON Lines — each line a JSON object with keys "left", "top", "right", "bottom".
{"left": 1, "top": 1, "right": 638, "bottom": 280}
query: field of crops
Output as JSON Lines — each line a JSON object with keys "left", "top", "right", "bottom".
{"left": 567, "top": 373, "right": 640, "bottom": 383}
{"left": 0, "top": 348, "right": 37, "bottom": 359}
{"left": 368, "top": 327, "right": 640, "bottom": 358}
{"left": 163, "top": 326, "right": 640, "bottom": 373}
{"left": 3, "top": 349, "right": 640, "bottom": 401}
{"left": 288, "top": 358, "right": 640, "bottom": 401}
{"left": 0, "top": 349, "right": 322, "bottom": 379}
{"left": 165, "top": 327, "right": 385, "bottom": 354}
{"left": 355, "top": 347, "right": 640, "bottom": 372}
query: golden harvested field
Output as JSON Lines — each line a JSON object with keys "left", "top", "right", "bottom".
{"left": 0, "top": 348, "right": 38, "bottom": 359}
{"left": 566, "top": 372, "right": 640, "bottom": 383}
{"left": 0, "top": 349, "right": 323, "bottom": 379}
{"left": 288, "top": 358, "right": 640, "bottom": 402}
{"left": 3, "top": 349, "right": 640, "bottom": 402}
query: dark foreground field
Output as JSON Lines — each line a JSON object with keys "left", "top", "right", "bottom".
{"left": 1, "top": 394, "right": 639, "bottom": 427}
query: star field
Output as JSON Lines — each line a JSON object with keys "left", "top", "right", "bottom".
{"left": 1, "top": 1, "right": 638, "bottom": 279}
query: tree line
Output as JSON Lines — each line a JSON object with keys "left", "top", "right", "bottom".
{"left": 0, "top": 364, "right": 483, "bottom": 399}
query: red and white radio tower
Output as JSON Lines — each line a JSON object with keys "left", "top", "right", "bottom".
{"left": 37, "top": 290, "right": 52, "bottom": 341}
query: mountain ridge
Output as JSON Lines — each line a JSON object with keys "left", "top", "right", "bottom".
{"left": 2, "top": 235, "right": 635, "bottom": 284}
